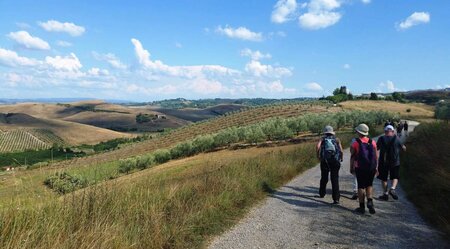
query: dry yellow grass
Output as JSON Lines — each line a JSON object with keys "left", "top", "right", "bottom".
{"left": 340, "top": 100, "right": 434, "bottom": 119}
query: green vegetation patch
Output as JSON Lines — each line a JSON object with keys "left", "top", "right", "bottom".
{"left": 401, "top": 122, "right": 450, "bottom": 237}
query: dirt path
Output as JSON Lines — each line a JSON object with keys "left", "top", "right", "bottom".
{"left": 209, "top": 121, "right": 448, "bottom": 249}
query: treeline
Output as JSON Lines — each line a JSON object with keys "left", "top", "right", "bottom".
{"left": 135, "top": 97, "right": 316, "bottom": 109}
{"left": 44, "top": 110, "right": 394, "bottom": 194}
{"left": 435, "top": 101, "right": 450, "bottom": 121}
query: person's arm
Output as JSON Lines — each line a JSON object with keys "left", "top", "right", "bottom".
{"left": 350, "top": 143, "right": 356, "bottom": 174}
{"left": 398, "top": 140, "right": 407, "bottom": 151}
{"left": 316, "top": 140, "right": 322, "bottom": 160}
{"left": 337, "top": 138, "right": 344, "bottom": 162}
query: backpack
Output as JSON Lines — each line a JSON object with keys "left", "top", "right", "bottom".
{"left": 320, "top": 136, "right": 340, "bottom": 163}
{"left": 356, "top": 138, "right": 377, "bottom": 171}
{"left": 382, "top": 136, "right": 398, "bottom": 164}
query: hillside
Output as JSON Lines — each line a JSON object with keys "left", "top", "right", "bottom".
{"left": 48, "top": 102, "right": 334, "bottom": 169}
{"left": 0, "top": 113, "right": 132, "bottom": 146}
{"left": 151, "top": 104, "right": 245, "bottom": 122}
{"left": 339, "top": 100, "right": 434, "bottom": 119}
{"left": 0, "top": 101, "right": 190, "bottom": 132}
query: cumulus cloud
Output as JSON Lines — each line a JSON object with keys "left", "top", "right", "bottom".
{"left": 305, "top": 82, "right": 323, "bottom": 91}
{"left": 379, "top": 80, "right": 399, "bottom": 92}
{"left": 240, "top": 48, "right": 271, "bottom": 60}
{"left": 38, "top": 20, "right": 85, "bottom": 36}
{"left": 92, "top": 51, "right": 127, "bottom": 69}
{"left": 45, "top": 53, "right": 82, "bottom": 71}
{"left": 7, "top": 31, "right": 50, "bottom": 50}
{"left": 215, "top": 25, "right": 263, "bottom": 41}
{"left": 343, "top": 63, "right": 350, "bottom": 69}
{"left": 398, "top": 12, "right": 430, "bottom": 30}
{"left": 245, "top": 60, "right": 292, "bottom": 78}
{"left": 56, "top": 40, "right": 72, "bottom": 47}
{"left": 298, "top": 0, "right": 342, "bottom": 30}
{"left": 131, "top": 38, "right": 238, "bottom": 78}
{"left": 361, "top": 0, "right": 371, "bottom": 4}
{"left": 87, "top": 67, "right": 109, "bottom": 76}
{"left": 0, "top": 48, "right": 41, "bottom": 67}
{"left": 271, "top": 0, "right": 298, "bottom": 24}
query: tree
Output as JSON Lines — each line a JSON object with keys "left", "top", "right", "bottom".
{"left": 370, "top": 92, "right": 378, "bottom": 100}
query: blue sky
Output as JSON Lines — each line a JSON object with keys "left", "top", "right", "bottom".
{"left": 0, "top": 0, "right": 449, "bottom": 101}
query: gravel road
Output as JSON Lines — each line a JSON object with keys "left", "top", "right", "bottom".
{"left": 209, "top": 121, "right": 448, "bottom": 249}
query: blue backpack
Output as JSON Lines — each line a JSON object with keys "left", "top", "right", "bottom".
{"left": 356, "top": 138, "right": 377, "bottom": 171}
{"left": 320, "top": 136, "right": 341, "bottom": 163}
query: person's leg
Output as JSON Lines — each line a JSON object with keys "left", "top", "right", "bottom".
{"left": 352, "top": 175, "right": 358, "bottom": 199}
{"left": 389, "top": 166, "right": 400, "bottom": 200}
{"left": 319, "top": 162, "right": 329, "bottom": 198}
{"left": 330, "top": 162, "right": 340, "bottom": 202}
{"left": 355, "top": 170, "right": 366, "bottom": 214}
{"left": 377, "top": 164, "right": 389, "bottom": 200}
{"left": 366, "top": 171, "right": 376, "bottom": 214}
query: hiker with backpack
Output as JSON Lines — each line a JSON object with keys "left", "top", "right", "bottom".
{"left": 316, "top": 125, "right": 343, "bottom": 204}
{"left": 403, "top": 121, "right": 409, "bottom": 136}
{"left": 377, "top": 125, "right": 406, "bottom": 201}
{"left": 350, "top": 124, "right": 378, "bottom": 214}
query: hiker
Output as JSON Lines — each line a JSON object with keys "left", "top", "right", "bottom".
{"left": 403, "top": 121, "right": 409, "bottom": 136}
{"left": 384, "top": 120, "right": 393, "bottom": 128}
{"left": 350, "top": 124, "right": 378, "bottom": 214}
{"left": 377, "top": 125, "right": 407, "bottom": 201}
{"left": 316, "top": 125, "right": 343, "bottom": 204}
{"left": 397, "top": 121, "right": 404, "bottom": 137}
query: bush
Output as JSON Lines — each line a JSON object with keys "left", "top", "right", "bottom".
{"left": 118, "top": 158, "right": 137, "bottom": 174}
{"left": 153, "top": 149, "right": 171, "bottom": 164}
{"left": 192, "top": 135, "right": 215, "bottom": 153}
{"left": 44, "top": 172, "right": 88, "bottom": 194}
{"left": 435, "top": 101, "right": 450, "bottom": 121}
{"left": 244, "top": 125, "right": 266, "bottom": 144}
{"left": 170, "top": 142, "right": 194, "bottom": 159}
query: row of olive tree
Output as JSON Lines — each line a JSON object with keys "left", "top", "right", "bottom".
{"left": 115, "top": 110, "right": 395, "bottom": 175}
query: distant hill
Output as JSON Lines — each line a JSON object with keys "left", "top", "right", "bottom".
{"left": 404, "top": 88, "right": 450, "bottom": 104}
{"left": 137, "top": 97, "right": 315, "bottom": 109}
{"left": 152, "top": 104, "right": 245, "bottom": 122}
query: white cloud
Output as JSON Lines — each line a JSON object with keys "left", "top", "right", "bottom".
{"left": 240, "top": 48, "right": 271, "bottom": 61}
{"left": 7, "top": 31, "right": 50, "bottom": 50}
{"left": 305, "top": 82, "right": 323, "bottom": 91}
{"left": 45, "top": 53, "right": 82, "bottom": 71}
{"left": 0, "top": 48, "right": 41, "bottom": 67}
{"left": 361, "top": 0, "right": 371, "bottom": 4}
{"left": 343, "top": 63, "right": 350, "bottom": 69}
{"left": 299, "top": 11, "right": 341, "bottom": 30}
{"left": 379, "top": 80, "right": 399, "bottom": 92}
{"left": 245, "top": 60, "right": 292, "bottom": 78}
{"left": 56, "top": 40, "right": 72, "bottom": 47}
{"left": 131, "top": 38, "right": 238, "bottom": 78}
{"left": 398, "top": 12, "right": 430, "bottom": 30}
{"left": 298, "top": 0, "right": 342, "bottom": 30}
{"left": 271, "top": 0, "right": 298, "bottom": 24}
{"left": 4, "top": 72, "right": 34, "bottom": 87}
{"left": 215, "top": 25, "right": 263, "bottom": 41}
{"left": 92, "top": 51, "right": 127, "bottom": 69}
{"left": 38, "top": 20, "right": 85, "bottom": 36}
{"left": 87, "top": 67, "right": 109, "bottom": 76}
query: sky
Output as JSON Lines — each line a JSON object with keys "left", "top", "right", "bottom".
{"left": 0, "top": 0, "right": 449, "bottom": 101}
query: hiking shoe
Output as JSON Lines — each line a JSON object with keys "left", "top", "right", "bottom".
{"left": 333, "top": 200, "right": 340, "bottom": 205}
{"left": 355, "top": 207, "right": 365, "bottom": 214}
{"left": 389, "top": 189, "right": 399, "bottom": 200}
{"left": 367, "top": 200, "right": 376, "bottom": 214}
{"left": 351, "top": 193, "right": 358, "bottom": 200}
{"left": 378, "top": 194, "right": 389, "bottom": 201}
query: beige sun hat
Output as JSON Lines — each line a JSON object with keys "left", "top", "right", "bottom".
{"left": 323, "top": 125, "right": 335, "bottom": 135}
{"left": 355, "top": 123, "right": 369, "bottom": 136}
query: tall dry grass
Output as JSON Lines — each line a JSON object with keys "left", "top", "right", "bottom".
{"left": 401, "top": 122, "right": 450, "bottom": 238}
{"left": 0, "top": 143, "right": 318, "bottom": 249}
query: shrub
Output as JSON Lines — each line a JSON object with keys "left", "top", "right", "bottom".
{"left": 153, "top": 149, "right": 171, "bottom": 164}
{"left": 118, "top": 158, "right": 137, "bottom": 174}
{"left": 244, "top": 125, "right": 266, "bottom": 144}
{"left": 44, "top": 172, "right": 88, "bottom": 194}
{"left": 170, "top": 142, "right": 194, "bottom": 159}
{"left": 192, "top": 135, "right": 215, "bottom": 153}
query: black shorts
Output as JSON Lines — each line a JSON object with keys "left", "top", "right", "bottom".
{"left": 355, "top": 168, "right": 376, "bottom": 189}
{"left": 377, "top": 164, "right": 400, "bottom": 181}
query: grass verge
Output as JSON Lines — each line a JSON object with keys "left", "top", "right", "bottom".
{"left": 400, "top": 121, "right": 450, "bottom": 238}
{"left": 0, "top": 143, "right": 318, "bottom": 249}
